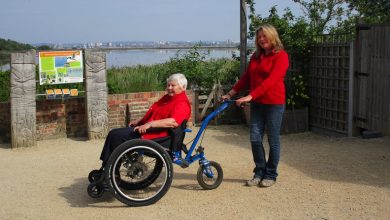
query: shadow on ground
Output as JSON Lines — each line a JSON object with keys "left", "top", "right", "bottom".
{"left": 58, "top": 178, "right": 125, "bottom": 208}
{"left": 172, "top": 172, "right": 245, "bottom": 190}
{"left": 211, "top": 125, "right": 390, "bottom": 189}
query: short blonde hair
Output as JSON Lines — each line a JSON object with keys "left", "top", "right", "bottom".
{"left": 167, "top": 73, "right": 188, "bottom": 90}
{"left": 255, "top": 24, "right": 284, "bottom": 55}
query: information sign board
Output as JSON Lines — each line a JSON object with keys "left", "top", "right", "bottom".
{"left": 39, "top": 50, "right": 83, "bottom": 85}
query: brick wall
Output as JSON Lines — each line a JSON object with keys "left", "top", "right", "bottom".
{"left": 0, "top": 90, "right": 193, "bottom": 143}
{"left": 65, "top": 98, "right": 87, "bottom": 137}
{"left": 36, "top": 100, "right": 67, "bottom": 140}
{"left": 36, "top": 98, "right": 87, "bottom": 140}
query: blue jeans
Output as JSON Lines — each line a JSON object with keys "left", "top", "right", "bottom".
{"left": 249, "top": 102, "right": 284, "bottom": 180}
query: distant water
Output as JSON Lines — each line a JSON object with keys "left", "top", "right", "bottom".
{"left": 0, "top": 63, "right": 9, "bottom": 71}
{"left": 0, "top": 48, "right": 239, "bottom": 71}
{"left": 105, "top": 48, "right": 238, "bottom": 68}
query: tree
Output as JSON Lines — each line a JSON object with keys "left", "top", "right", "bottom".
{"left": 37, "top": 45, "right": 52, "bottom": 50}
{"left": 292, "top": 0, "right": 352, "bottom": 34}
{"left": 0, "top": 38, "right": 34, "bottom": 51}
{"left": 347, "top": 0, "right": 390, "bottom": 23}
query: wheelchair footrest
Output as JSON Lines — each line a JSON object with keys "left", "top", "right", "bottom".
{"left": 173, "top": 157, "right": 189, "bottom": 168}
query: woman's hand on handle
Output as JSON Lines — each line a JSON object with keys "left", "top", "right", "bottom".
{"left": 221, "top": 89, "right": 237, "bottom": 101}
{"left": 221, "top": 94, "right": 231, "bottom": 101}
{"left": 235, "top": 95, "right": 252, "bottom": 107}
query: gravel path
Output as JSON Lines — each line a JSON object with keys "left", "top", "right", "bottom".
{"left": 0, "top": 125, "right": 389, "bottom": 219}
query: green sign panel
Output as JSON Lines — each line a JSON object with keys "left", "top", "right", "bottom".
{"left": 39, "top": 50, "right": 84, "bottom": 85}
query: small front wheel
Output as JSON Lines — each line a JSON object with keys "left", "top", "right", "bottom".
{"left": 87, "top": 183, "right": 104, "bottom": 198}
{"left": 88, "top": 169, "right": 103, "bottom": 183}
{"left": 197, "top": 161, "right": 223, "bottom": 190}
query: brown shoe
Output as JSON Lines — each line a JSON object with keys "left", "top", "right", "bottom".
{"left": 259, "top": 179, "right": 276, "bottom": 187}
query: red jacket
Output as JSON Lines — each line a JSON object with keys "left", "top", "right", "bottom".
{"left": 138, "top": 91, "right": 191, "bottom": 140}
{"left": 233, "top": 50, "right": 289, "bottom": 104}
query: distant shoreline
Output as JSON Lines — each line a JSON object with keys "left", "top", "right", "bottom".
{"left": 92, "top": 45, "right": 243, "bottom": 51}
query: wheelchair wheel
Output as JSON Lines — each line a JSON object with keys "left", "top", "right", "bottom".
{"left": 197, "top": 161, "right": 223, "bottom": 190}
{"left": 114, "top": 154, "right": 163, "bottom": 190}
{"left": 105, "top": 139, "right": 173, "bottom": 206}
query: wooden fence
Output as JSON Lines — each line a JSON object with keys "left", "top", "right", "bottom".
{"left": 192, "top": 84, "right": 244, "bottom": 125}
{"left": 353, "top": 23, "right": 390, "bottom": 136}
{"left": 308, "top": 34, "right": 352, "bottom": 135}
{"left": 308, "top": 23, "right": 390, "bottom": 136}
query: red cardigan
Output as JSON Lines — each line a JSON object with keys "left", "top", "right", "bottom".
{"left": 233, "top": 50, "right": 289, "bottom": 104}
{"left": 138, "top": 91, "right": 191, "bottom": 140}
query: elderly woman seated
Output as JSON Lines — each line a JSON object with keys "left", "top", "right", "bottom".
{"left": 99, "top": 73, "right": 191, "bottom": 168}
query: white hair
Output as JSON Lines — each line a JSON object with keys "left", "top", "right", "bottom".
{"left": 167, "top": 73, "right": 188, "bottom": 90}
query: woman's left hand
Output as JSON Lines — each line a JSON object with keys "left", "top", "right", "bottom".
{"left": 235, "top": 95, "right": 252, "bottom": 107}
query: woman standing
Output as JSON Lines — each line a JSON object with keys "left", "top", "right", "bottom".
{"left": 222, "top": 24, "right": 289, "bottom": 187}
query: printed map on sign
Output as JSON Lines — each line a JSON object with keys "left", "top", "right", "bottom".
{"left": 39, "top": 50, "right": 83, "bottom": 85}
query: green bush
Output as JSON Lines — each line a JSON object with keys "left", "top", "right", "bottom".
{"left": 107, "top": 66, "right": 164, "bottom": 93}
{"left": 285, "top": 73, "right": 309, "bottom": 110}
{"left": 0, "top": 70, "right": 10, "bottom": 102}
{"left": 162, "top": 46, "right": 240, "bottom": 89}
{"left": 106, "top": 46, "right": 240, "bottom": 94}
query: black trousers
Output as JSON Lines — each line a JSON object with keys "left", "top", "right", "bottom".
{"left": 99, "top": 127, "right": 140, "bottom": 166}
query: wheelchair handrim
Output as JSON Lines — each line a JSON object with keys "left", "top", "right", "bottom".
{"left": 111, "top": 145, "right": 169, "bottom": 202}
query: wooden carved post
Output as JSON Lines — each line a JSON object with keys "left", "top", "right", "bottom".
{"left": 84, "top": 50, "right": 109, "bottom": 139}
{"left": 10, "top": 50, "right": 36, "bottom": 148}
{"left": 240, "top": 0, "right": 248, "bottom": 76}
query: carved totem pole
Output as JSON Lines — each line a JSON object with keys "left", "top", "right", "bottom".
{"left": 84, "top": 50, "right": 109, "bottom": 139}
{"left": 10, "top": 50, "right": 36, "bottom": 148}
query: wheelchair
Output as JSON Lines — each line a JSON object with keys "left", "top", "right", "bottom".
{"left": 87, "top": 100, "right": 234, "bottom": 206}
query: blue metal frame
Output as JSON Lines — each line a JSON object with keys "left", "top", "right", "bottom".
{"left": 177, "top": 100, "right": 234, "bottom": 167}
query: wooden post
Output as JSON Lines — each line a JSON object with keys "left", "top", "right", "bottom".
{"left": 10, "top": 50, "right": 36, "bottom": 148}
{"left": 200, "top": 84, "right": 217, "bottom": 119}
{"left": 348, "top": 41, "right": 355, "bottom": 137}
{"left": 192, "top": 88, "right": 200, "bottom": 125}
{"left": 240, "top": 0, "right": 247, "bottom": 76}
{"left": 213, "top": 82, "right": 223, "bottom": 125}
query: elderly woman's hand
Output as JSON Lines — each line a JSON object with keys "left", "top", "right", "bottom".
{"left": 129, "top": 119, "right": 141, "bottom": 127}
{"left": 134, "top": 122, "right": 152, "bottom": 134}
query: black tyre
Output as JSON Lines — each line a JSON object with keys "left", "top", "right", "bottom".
{"left": 88, "top": 169, "right": 103, "bottom": 183}
{"left": 197, "top": 161, "right": 223, "bottom": 190}
{"left": 87, "top": 183, "right": 104, "bottom": 198}
{"left": 105, "top": 139, "right": 173, "bottom": 206}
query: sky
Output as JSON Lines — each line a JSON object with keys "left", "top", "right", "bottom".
{"left": 0, "top": 0, "right": 302, "bottom": 44}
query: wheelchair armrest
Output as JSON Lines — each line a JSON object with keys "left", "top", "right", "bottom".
{"left": 148, "top": 120, "right": 187, "bottom": 152}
